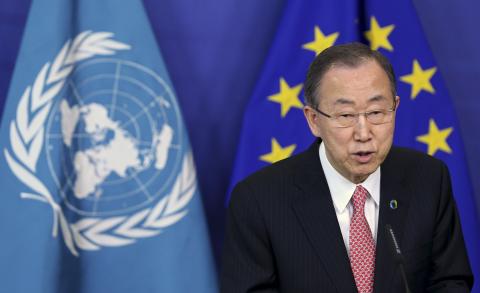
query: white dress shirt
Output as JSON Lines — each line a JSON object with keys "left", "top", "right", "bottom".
{"left": 319, "top": 142, "right": 380, "bottom": 253}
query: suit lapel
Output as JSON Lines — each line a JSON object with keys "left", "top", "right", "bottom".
{"left": 291, "top": 143, "right": 413, "bottom": 292}
{"left": 373, "top": 149, "right": 412, "bottom": 293}
{"left": 292, "top": 141, "right": 357, "bottom": 293}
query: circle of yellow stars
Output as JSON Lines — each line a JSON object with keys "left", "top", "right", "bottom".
{"left": 260, "top": 25, "right": 340, "bottom": 163}
{"left": 260, "top": 16, "right": 455, "bottom": 164}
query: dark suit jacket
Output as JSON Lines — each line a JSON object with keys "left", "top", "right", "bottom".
{"left": 221, "top": 140, "right": 473, "bottom": 293}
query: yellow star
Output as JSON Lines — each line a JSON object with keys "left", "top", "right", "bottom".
{"left": 400, "top": 59, "right": 437, "bottom": 99}
{"left": 416, "top": 119, "right": 453, "bottom": 156}
{"left": 302, "top": 26, "right": 339, "bottom": 56}
{"left": 268, "top": 78, "right": 303, "bottom": 117}
{"left": 364, "top": 16, "right": 395, "bottom": 51}
{"left": 259, "top": 138, "right": 296, "bottom": 164}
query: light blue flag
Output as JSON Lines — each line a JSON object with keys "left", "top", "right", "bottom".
{"left": 0, "top": 0, "right": 218, "bottom": 292}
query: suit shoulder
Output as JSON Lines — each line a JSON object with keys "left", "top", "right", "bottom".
{"left": 389, "top": 147, "right": 443, "bottom": 164}
{"left": 236, "top": 148, "right": 311, "bottom": 189}
{"left": 230, "top": 147, "right": 316, "bottom": 207}
{"left": 388, "top": 146, "right": 446, "bottom": 169}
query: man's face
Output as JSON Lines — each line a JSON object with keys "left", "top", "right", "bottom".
{"left": 304, "top": 60, "right": 399, "bottom": 183}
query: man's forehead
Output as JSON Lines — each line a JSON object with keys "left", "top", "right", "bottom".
{"left": 326, "top": 59, "right": 377, "bottom": 74}
{"left": 317, "top": 61, "right": 391, "bottom": 93}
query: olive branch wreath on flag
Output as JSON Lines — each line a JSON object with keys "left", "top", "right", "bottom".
{"left": 4, "top": 31, "right": 195, "bottom": 256}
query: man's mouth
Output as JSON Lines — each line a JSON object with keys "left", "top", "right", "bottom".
{"left": 353, "top": 151, "right": 374, "bottom": 163}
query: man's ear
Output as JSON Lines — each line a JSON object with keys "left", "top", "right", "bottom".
{"left": 303, "top": 106, "right": 322, "bottom": 138}
{"left": 395, "top": 95, "right": 400, "bottom": 110}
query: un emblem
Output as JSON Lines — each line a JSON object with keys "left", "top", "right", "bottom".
{"left": 4, "top": 31, "right": 196, "bottom": 255}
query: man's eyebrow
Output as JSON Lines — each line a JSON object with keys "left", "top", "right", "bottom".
{"left": 368, "top": 95, "right": 388, "bottom": 102}
{"left": 333, "top": 98, "right": 355, "bottom": 105}
{"left": 332, "top": 95, "right": 389, "bottom": 105}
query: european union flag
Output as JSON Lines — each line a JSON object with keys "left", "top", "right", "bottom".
{"left": 229, "top": 0, "right": 480, "bottom": 290}
{"left": 0, "top": 0, "right": 217, "bottom": 292}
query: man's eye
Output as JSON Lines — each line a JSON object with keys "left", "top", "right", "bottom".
{"left": 338, "top": 113, "right": 355, "bottom": 119}
{"left": 368, "top": 110, "right": 384, "bottom": 116}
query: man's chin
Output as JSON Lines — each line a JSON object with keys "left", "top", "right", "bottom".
{"left": 350, "top": 166, "right": 378, "bottom": 183}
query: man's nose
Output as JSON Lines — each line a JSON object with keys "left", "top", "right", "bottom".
{"left": 354, "top": 114, "right": 372, "bottom": 141}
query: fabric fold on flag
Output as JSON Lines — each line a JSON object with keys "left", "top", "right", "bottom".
{"left": 0, "top": 0, "right": 218, "bottom": 292}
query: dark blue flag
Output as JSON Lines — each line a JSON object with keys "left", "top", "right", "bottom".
{"left": 0, "top": 0, "right": 218, "bottom": 292}
{"left": 229, "top": 0, "right": 480, "bottom": 290}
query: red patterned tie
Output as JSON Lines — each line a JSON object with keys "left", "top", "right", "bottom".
{"left": 349, "top": 185, "right": 376, "bottom": 293}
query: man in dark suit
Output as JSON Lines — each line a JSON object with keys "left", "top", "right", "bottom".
{"left": 220, "top": 43, "right": 473, "bottom": 292}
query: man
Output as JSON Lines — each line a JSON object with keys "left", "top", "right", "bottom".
{"left": 221, "top": 43, "right": 473, "bottom": 292}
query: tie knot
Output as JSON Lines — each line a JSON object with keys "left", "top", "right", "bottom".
{"left": 352, "top": 185, "right": 369, "bottom": 211}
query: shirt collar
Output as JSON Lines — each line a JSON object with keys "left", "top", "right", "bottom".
{"left": 319, "top": 142, "right": 380, "bottom": 213}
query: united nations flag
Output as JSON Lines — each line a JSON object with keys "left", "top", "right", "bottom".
{"left": 229, "top": 0, "right": 480, "bottom": 291}
{"left": 0, "top": 0, "right": 217, "bottom": 292}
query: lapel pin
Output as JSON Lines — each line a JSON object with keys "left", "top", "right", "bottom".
{"left": 389, "top": 199, "right": 398, "bottom": 210}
